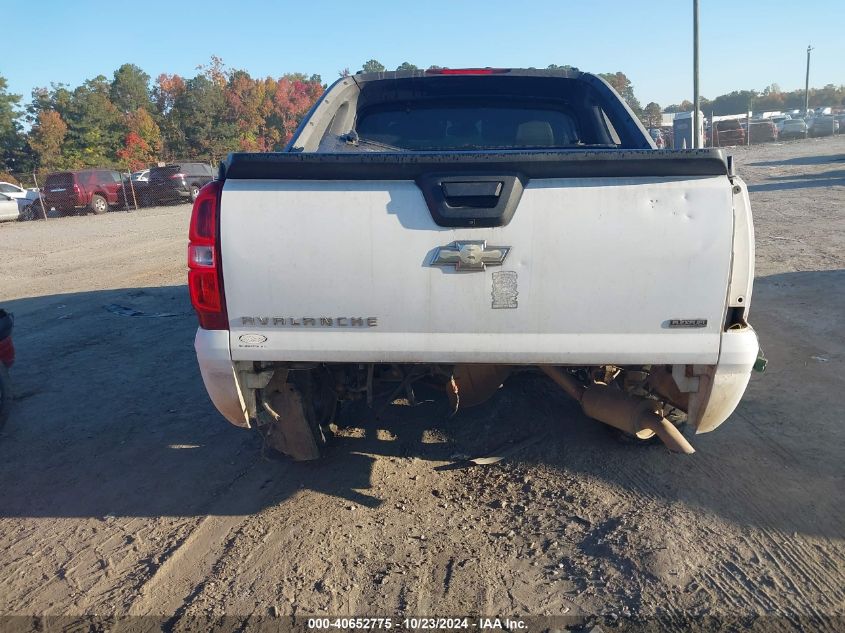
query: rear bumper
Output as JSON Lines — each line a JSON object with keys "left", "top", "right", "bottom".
{"left": 149, "top": 184, "right": 190, "bottom": 202}
{"left": 692, "top": 326, "right": 759, "bottom": 434}
{"left": 196, "top": 325, "right": 759, "bottom": 433}
{"left": 44, "top": 196, "right": 84, "bottom": 209}
{"left": 229, "top": 331, "right": 722, "bottom": 365}
{"left": 194, "top": 328, "right": 249, "bottom": 428}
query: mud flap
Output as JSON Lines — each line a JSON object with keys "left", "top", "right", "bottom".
{"left": 259, "top": 380, "right": 326, "bottom": 461}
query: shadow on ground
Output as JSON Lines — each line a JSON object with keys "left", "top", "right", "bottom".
{"left": 748, "top": 152, "right": 845, "bottom": 167}
{"left": 0, "top": 273, "right": 842, "bottom": 537}
{"left": 747, "top": 166, "right": 845, "bottom": 192}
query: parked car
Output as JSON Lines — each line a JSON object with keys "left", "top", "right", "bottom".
{"left": 147, "top": 162, "right": 214, "bottom": 205}
{"left": 810, "top": 115, "right": 839, "bottom": 137}
{"left": 648, "top": 128, "right": 665, "bottom": 148}
{"left": 0, "top": 182, "right": 39, "bottom": 202}
{"left": 42, "top": 169, "right": 124, "bottom": 215}
{"left": 710, "top": 119, "right": 745, "bottom": 146}
{"left": 0, "top": 193, "right": 21, "bottom": 222}
{"left": 780, "top": 118, "right": 808, "bottom": 140}
{"left": 118, "top": 172, "right": 151, "bottom": 208}
{"left": 770, "top": 116, "right": 791, "bottom": 133}
{"left": 4, "top": 192, "right": 45, "bottom": 221}
{"left": 747, "top": 120, "right": 778, "bottom": 143}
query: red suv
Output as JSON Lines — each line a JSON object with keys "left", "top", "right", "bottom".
{"left": 42, "top": 169, "right": 124, "bottom": 215}
{"left": 709, "top": 120, "right": 746, "bottom": 147}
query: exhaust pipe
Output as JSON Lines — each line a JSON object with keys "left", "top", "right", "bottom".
{"left": 542, "top": 367, "right": 695, "bottom": 454}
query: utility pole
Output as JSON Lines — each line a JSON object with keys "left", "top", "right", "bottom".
{"left": 804, "top": 45, "right": 813, "bottom": 139}
{"left": 803, "top": 45, "right": 813, "bottom": 117}
{"left": 693, "top": 0, "right": 701, "bottom": 148}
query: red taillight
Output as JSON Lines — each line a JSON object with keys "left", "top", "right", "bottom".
{"left": 425, "top": 68, "right": 509, "bottom": 75}
{"left": 188, "top": 181, "right": 228, "bottom": 330}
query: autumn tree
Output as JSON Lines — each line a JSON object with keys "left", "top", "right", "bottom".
{"left": 153, "top": 74, "right": 187, "bottom": 158}
{"left": 29, "top": 110, "right": 68, "bottom": 170}
{"left": 362, "top": 59, "right": 385, "bottom": 73}
{"left": 265, "top": 74, "right": 325, "bottom": 148}
{"left": 171, "top": 75, "right": 238, "bottom": 162}
{"left": 225, "top": 69, "right": 269, "bottom": 150}
{"left": 118, "top": 107, "right": 162, "bottom": 168}
{"left": 116, "top": 133, "right": 154, "bottom": 171}
{"left": 642, "top": 102, "right": 662, "bottom": 128}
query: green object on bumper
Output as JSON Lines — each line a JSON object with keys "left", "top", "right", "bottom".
{"left": 753, "top": 352, "right": 768, "bottom": 373}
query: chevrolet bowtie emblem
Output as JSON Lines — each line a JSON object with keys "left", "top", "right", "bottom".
{"left": 431, "top": 240, "right": 511, "bottom": 271}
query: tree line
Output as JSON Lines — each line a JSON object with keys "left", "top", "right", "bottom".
{"left": 2, "top": 58, "right": 844, "bottom": 184}
{"left": 0, "top": 57, "right": 324, "bottom": 181}
{"left": 663, "top": 83, "right": 845, "bottom": 118}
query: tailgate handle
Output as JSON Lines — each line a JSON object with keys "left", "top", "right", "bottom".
{"left": 416, "top": 173, "right": 526, "bottom": 228}
{"left": 441, "top": 181, "right": 503, "bottom": 200}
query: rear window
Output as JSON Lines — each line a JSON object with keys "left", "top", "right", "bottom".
{"left": 95, "top": 170, "right": 121, "bottom": 182}
{"left": 717, "top": 120, "right": 742, "bottom": 131}
{"left": 45, "top": 173, "right": 74, "bottom": 187}
{"left": 183, "top": 163, "right": 211, "bottom": 176}
{"left": 150, "top": 166, "right": 180, "bottom": 178}
{"left": 355, "top": 102, "right": 584, "bottom": 150}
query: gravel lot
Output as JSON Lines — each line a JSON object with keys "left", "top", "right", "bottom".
{"left": 0, "top": 137, "right": 843, "bottom": 632}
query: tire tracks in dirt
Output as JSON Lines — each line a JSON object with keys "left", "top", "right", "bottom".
{"left": 127, "top": 457, "right": 281, "bottom": 616}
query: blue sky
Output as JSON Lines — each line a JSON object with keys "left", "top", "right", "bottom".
{"left": 3, "top": 0, "right": 842, "bottom": 108}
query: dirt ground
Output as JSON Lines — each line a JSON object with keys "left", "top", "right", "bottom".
{"left": 0, "top": 137, "right": 843, "bottom": 632}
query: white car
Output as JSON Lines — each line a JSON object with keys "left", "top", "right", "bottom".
{"left": 130, "top": 169, "right": 150, "bottom": 182}
{"left": 0, "top": 182, "right": 39, "bottom": 202}
{"left": 0, "top": 193, "right": 22, "bottom": 222}
{"left": 770, "top": 116, "right": 791, "bottom": 133}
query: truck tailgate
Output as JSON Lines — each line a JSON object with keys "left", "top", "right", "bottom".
{"left": 221, "top": 168, "right": 734, "bottom": 365}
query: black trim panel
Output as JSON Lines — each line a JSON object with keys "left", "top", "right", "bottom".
{"left": 416, "top": 173, "right": 525, "bottom": 227}
{"left": 221, "top": 149, "right": 728, "bottom": 181}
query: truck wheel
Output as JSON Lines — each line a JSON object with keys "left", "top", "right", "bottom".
{"left": 90, "top": 194, "right": 108, "bottom": 215}
{"left": 0, "top": 365, "right": 11, "bottom": 431}
{"left": 190, "top": 185, "right": 200, "bottom": 202}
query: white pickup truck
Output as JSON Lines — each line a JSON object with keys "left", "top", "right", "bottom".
{"left": 189, "top": 68, "right": 759, "bottom": 460}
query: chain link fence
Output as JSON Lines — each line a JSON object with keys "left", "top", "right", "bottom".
{"left": 1, "top": 159, "right": 215, "bottom": 221}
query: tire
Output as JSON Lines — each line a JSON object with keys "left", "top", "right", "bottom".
{"left": 23, "top": 200, "right": 46, "bottom": 220}
{"left": 0, "top": 365, "right": 10, "bottom": 432}
{"left": 190, "top": 185, "right": 200, "bottom": 202}
{"left": 90, "top": 194, "right": 108, "bottom": 215}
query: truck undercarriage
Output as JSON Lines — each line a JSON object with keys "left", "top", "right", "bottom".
{"left": 236, "top": 360, "right": 743, "bottom": 460}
